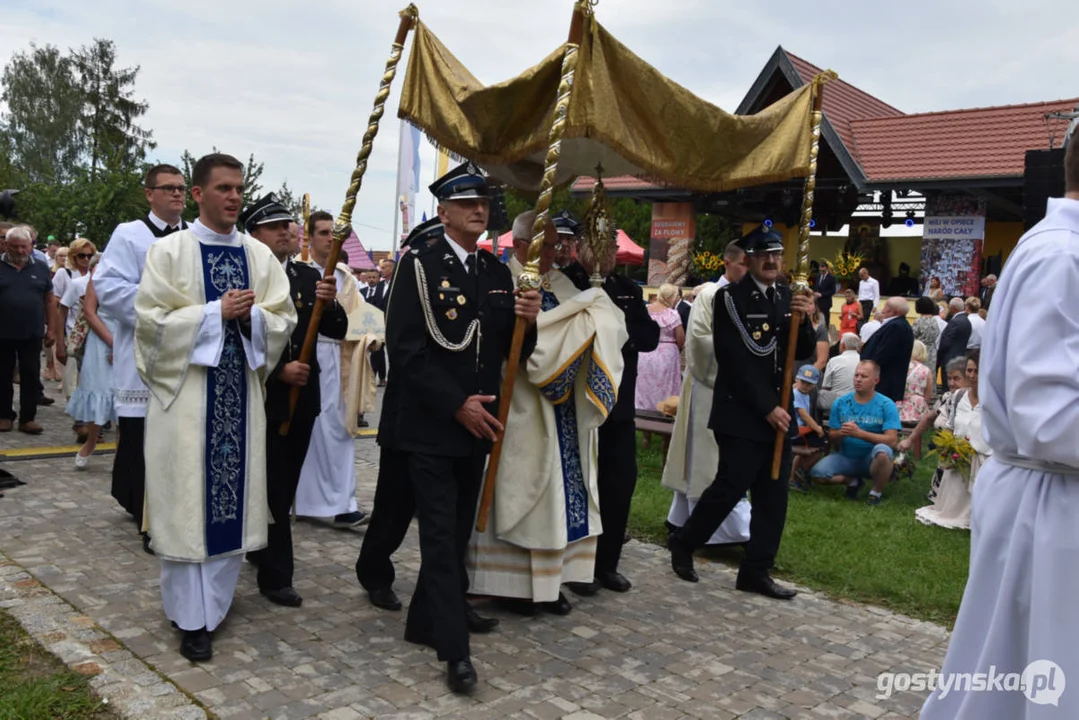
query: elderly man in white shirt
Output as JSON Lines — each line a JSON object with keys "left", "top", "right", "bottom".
{"left": 859, "top": 307, "right": 882, "bottom": 342}
{"left": 818, "top": 332, "right": 862, "bottom": 411}
{"left": 965, "top": 296, "right": 984, "bottom": 349}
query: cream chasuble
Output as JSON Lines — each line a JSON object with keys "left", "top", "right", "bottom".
{"left": 662, "top": 280, "right": 750, "bottom": 544}
{"left": 468, "top": 268, "right": 627, "bottom": 602}
{"left": 135, "top": 223, "right": 295, "bottom": 562}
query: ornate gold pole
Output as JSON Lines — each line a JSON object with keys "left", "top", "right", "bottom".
{"left": 771, "top": 70, "right": 836, "bottom": 479}
{"left": 476, "top": 0, "right": 591, "bottom": 532}
{"left": 281, "top": 4, "right": 419, "bottom": 435}
{"left": 300, "top": 192, "right": 311, "bottom": 262}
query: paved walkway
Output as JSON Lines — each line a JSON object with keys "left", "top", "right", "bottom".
{"left": 0, "top": 386, "right": 949, "bottom": 719}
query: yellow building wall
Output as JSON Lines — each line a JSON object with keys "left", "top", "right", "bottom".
{"left": 983, "top": 221, "right": 1024, "bottom": 265}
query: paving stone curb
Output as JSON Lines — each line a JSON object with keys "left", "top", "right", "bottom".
{"left": 0, "top": 550, "right": 209, "bottom": 720}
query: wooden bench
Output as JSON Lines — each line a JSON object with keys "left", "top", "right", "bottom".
{"left": 635, "top": 409, "right": 674, "bottom": 466}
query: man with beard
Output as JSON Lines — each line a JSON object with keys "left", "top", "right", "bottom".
{"left": 667, "top": 227, "right": 816, "bottom": 599}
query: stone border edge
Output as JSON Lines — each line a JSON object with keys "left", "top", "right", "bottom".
{"left": 0, "top": 550, "right": 210, "bottom": 720}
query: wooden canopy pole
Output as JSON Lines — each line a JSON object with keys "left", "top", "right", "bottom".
{"left": 475, "top": 1, "right": 591, "bottom": 532}
{"left": 770, "top": 71, "right": 836, "bottom": 479}
{"left": 280, "top": 5, "right": 419, "bottom": 435}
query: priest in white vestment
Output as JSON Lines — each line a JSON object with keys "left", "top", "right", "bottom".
{"left": 294, "top": 211, "right": 369, "bottom": 528}
{"left": 921, "top": 149, "right": 1079, "bottom": 718}
{"left": 468, "top": 216, "right": 627, "bottom": 613}
{"left": 662, "top": 273, "right": 751, "bottom": 546}
{"left": 134, "top": 154, "right": 295, "bottom": 662}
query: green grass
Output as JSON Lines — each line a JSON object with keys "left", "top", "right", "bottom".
{"left": 0, "top": 610, "right": 116, "bottom": 720}
{"left": 631, "top": 432, "right": 969, "bottom": 628}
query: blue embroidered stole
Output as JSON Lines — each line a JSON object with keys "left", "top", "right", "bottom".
{"left": 537, "top": 289, "right": 589, "bottom": 543}
{"left": 199, "top": 243, "right": 250, "bottom": 557}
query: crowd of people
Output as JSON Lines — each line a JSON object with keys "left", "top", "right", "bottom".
{"left": 0, "top": 139, "right": 1073, "bottom": 714}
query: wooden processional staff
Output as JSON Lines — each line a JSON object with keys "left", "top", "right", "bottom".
{"left": 770, "top": 71, "right": 836, "bottom": 479}
{"left": 475, "top": 1, "right": 593, "bottom": 532}
{"left": 280, "top": 5, "right": 420, "bottom": 435}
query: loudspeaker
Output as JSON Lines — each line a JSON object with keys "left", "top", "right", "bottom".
{"left": 1023, "top": 148, "right": 1065, "bottom": 230}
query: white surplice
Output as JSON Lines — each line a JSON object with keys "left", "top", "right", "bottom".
{"left": 661, "top": 280, "right": 751, "bottom": 545}
{"left": 467, "top": 268, "right": 627, "bottom": 602}
{"left": 135, "top": 221, "right": 295, "bottom": 630}
{"left": 920, "top": 197, "right": 1079, "bottom": 719}
{"left": 96, "top": 212, "right": 182, "bottom": 417}
{"left": 294, "top": 260, "right": 360, "bottom": 518}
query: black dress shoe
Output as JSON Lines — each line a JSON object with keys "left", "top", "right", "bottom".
{"left": 465, "top": 605, "right": 499, "bottom": 633}
{"left": 180, "top": 628, "right": 212, "bottom": 662}
{"left": 539, "top": 592, "right": 572, "bottom": 616}
{"left": 494, "top": 596, "right": 539, "bottom": 616}
{"left": 735, "top": 571, "right": 797, "bottom": 600}
{"left": 368, "top": 586, "right": 402, "bottom": 611}
{"left": 37, "top": 395, "right": 55, "bottom": 406}
{"left": 261, "top": 586, "right": 303, "bottom": 607}
{"left": 142, "top": 533, "right": 155, "bottom": 556}
{"left": 597, "top": 571, "right": 632, "bottom": 593}
{"left": 565, "top": 579, "right": 601, "bottom": 597}
{"left": 668, "top": 535, "right": 698, "bottom": 583}
{"left": 446, "top": 659, "right": 477, "bottom": 694}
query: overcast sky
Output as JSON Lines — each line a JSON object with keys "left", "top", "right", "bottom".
{"left": 3, "top": 0, "right": 1076, "bottom": 250}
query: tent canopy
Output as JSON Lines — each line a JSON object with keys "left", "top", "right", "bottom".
{"left": 299, "top": 228, "right": 376, "bottom": 270}
{"left": 480, "top": 228, "right": 644, "bottom": 266}
{"left": 399, "top": 15, "right": 817, "bottom": 193}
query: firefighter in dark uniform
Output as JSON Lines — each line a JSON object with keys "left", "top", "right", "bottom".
{"left": 240, "top": 194, "right": 348, "bottom": 608}
{"left": 355, "top": 217, "right": 443, "bottom": 612}
{"left": 355, "top": 216, "right": 504, "bottom": 639}
{"left": 386, "top": 163, "right": 540, "bottom": 693}
{"left": 668, "top": 226, "right": 817, "bottom": 599}
{"left": 556, "top": 211, "right": 660, "bottom": 595}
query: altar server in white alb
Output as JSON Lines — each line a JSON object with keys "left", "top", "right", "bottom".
{"left": 662, "top": 238, "right": 751, "bottom": 546}
{"left": 468, "top": 213, "right": 627, "bottom": 616}
{"left": 95, "top": 163, "right": 189, "bottom": 554}
{"left": 134, "top": 153, "right": 295, "bottom": 662}
{"left": 920, "top": 138, "right": 1079, "bottom": 719}
{"left": 293, "top": 210, "right": 369, "bottom": 529}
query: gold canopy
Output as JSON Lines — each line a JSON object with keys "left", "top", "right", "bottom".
{"left": 399, "top": 15, "right": 817, "bottom": 192}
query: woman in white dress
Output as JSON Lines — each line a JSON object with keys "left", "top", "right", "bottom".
{"left": 912, "top": 351, "right": 989, "bottom": 529}
{"left": 61, "top": 263, "right": 115, "bottom": 469}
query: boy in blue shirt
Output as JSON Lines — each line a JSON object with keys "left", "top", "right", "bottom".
{"left": 790, "top": 365, "right": 826, "bottom": 492}
{"left": 808, "top": 359, "right": 900, "bottom": 505}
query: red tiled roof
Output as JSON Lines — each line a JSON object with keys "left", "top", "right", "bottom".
{"left": 850, "top": 98, "right": 1078, "bottom": 182}
{"left": 784, "top": 51, "right": 903, "bottom": 167}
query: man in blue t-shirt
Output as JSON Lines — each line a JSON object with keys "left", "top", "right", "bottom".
{"left": 809, "top": 359, "right": 900, "bottom": 505}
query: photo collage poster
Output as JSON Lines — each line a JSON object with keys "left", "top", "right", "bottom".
{"left": 920, "top": 195, "right": 987, "bottom": 298}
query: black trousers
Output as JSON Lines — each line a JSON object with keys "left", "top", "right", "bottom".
{"left": 679, "top": 432, "right": 791, "bottom": 576}
{"left": 405, "top": 452, "right": 484, "bottom": 662}
{"left": 248, "top": 409, "right": 318, "bottom": 591}
{"left": 0, "top": 337, "right": 41, "bottom": 422}
{"left": 111, "top": 417, "right": 147, "bottom": 529}
{"left": 595, "top": 419, "right": 637, "bottom": 576}
{"left": 356, "top": 446, "right": 414, "bottom": 591}
{"left": 370, "top": 347, "right": 386, "bottom": 381}
{"left": 859, "top": 300, "right": 874, "bottom": 326}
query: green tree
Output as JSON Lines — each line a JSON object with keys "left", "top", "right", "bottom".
{"left": 273, "top": 181, "right": 303, "bottom": 217}
{"left": 72, "top": 39, "right": 154, "bottom": 178}
{"left": 0, "top": 44, "right": 83, "bottom": 184}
